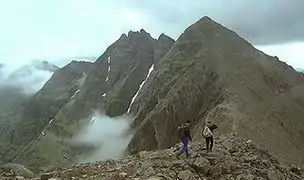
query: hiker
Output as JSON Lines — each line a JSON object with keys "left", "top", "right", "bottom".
{"left": 202, "top": 120, "right": 218, "bottom": 152}
{"left": 176, "top": 121, "right": 192, "bottom": 157}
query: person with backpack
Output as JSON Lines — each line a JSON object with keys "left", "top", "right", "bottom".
{"left": 176, "top": 121, "right": 192, "bottom": 157}
{"left": 202, "top": 120, "right": 218, "bottom": 152}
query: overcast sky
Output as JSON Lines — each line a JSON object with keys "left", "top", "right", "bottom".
{"left": 0, "top": 0, "right": 303, "bottom": 71}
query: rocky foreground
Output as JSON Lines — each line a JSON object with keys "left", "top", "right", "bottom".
{"left": 1, "top": 135, "right": 303, "bottom": 180}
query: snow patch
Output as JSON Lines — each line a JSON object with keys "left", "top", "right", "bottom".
{"left": 105, "top": 76, "right": 109, "bottom": 82}
{"left": 107, "top": 56, "right": 111, "bottom": 63}
{"left": 90, "top": 118, "right": 95, "bottom": 124}
{"left": 71, "top": 89, "right": 80, "bottom": 99}
{"left": 102, "top": 93, "right": 107, "bottom": 98}
{"left": 49, "top": 119, "right": 54, "bottom": 124}
{"left": 127, "top": 64, "right": 154, "bottom": 113}
{"left": 108, "top": 65, "right": 111, "bottom": 72}
{"left": 41, "top": 131, "right": 45, "bottom": 136}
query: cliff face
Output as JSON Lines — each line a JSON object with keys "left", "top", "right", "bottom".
{"left": 1, "top": 16, "right": 304, "bottom": 171}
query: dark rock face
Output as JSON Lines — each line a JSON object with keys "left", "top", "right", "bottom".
{"left": 100, "top": 30, "right": 156, "bottom": 117}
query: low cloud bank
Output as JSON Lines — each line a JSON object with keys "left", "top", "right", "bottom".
{"left": 0, "top": 61, "right": 54, "bottom": 95}
{"left": 70, "top": 111, "right": 134, "bottom": 164}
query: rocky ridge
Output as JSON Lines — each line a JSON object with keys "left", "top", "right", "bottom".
{"left": 0, "top": 16, "right": 304, "bottom": 172}
{"left": 0, "top": 135, "right": 303, "bottom": 180}
{"left": 125, "top": 17, "right": 304, "bottom": 167}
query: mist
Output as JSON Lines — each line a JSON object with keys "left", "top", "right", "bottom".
{"left": 0, "top": 61, "right": 55, "bottom": 95}
{"left": 70, "top": 111, "right": 134, "bottom": 164}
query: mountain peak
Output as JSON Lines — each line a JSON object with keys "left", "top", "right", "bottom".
{"left": 184, "top": 16, "right": 229, "bottom": 34}
{"left": 158, "top": 33, "right": 174, "bottom": 42}
{"left": 199, "top": 15, "right": 214, "bottom": 22}
{"left": 139, "top": 28, "right": 147, "bottom": 34}
{"left": 127, "top": 29, "right": 151, "bottom": 39}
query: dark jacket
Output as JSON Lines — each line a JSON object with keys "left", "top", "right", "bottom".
{"left": 178, "top": 125, "right": 192, "bottom": 141}
{"left": 207, "top": 124, "right": 218, "bottom": 133}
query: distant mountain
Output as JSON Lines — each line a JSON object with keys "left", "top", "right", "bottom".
{"left": 8, "top": 60, "right": 59, "bottom": 80}
{"left": 0, "top": 60, "right": 59, "bottom": 148}
{"left": 0, "top": 16, "right": 304, "bottom": 171}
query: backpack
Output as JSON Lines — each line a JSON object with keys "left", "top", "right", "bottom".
{"left": 177, "top": 124, "right": 190, "bottom": 138}
{"left": 203, "top": 126, "right": 213, "bottom": 137}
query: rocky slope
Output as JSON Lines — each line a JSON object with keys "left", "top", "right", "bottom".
{"left": 126, "top": 17, "right": 304, "bottom": 167}
{"left": 0, "top": 135, "right": 303, "bottom": 179}
{"left": 0, "top": 16, "right": 304, "bottom": 172}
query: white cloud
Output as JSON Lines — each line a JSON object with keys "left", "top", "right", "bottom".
{"left": 256, "top": 42, "right": 304, "bottom": 69}
{"left": 70, "top": 111, "right": 133, "bottom": 163}
{"left": 0, "top": 61, "right": 54, "bottom": 95}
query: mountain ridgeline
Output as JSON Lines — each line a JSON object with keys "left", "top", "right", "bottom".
{"left": 0, "top": 16, "right": 303, "bottom": 172}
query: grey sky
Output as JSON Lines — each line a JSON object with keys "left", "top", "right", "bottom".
{"left": 0, "top": 0, "right": 303, "bottom": 71}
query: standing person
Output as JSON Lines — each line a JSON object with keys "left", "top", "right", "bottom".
{"left": 176, "top": 121, "right": 192, "bottom": 157}
{"left": 202, "top": 121, "right": 218, "bottom": 152}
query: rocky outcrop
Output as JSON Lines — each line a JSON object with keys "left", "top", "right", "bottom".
{"left": 1, "top": 135, "right": 302, "bottom": 179}
{"left": 0, "top": 163, "right": 34, "bottom": 178}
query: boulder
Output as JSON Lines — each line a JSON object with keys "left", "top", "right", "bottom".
{"left": 2, "top": 163, "right": 34, "bottom": 178}
{"left": 177, "top": 170, "right": 196, "bottom": 180}
{"left": 193, "top": 157, "right": 210, "bottom": 174}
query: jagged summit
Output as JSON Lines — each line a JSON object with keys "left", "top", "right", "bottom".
{"left": 118, "top": 29, "right": 152, "bottom": 42}
{"left": 158, "top": 33, "right": 174, "bottom": 41}
{"left": 127, "top": 29, "right": 152, "bottom": 38}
